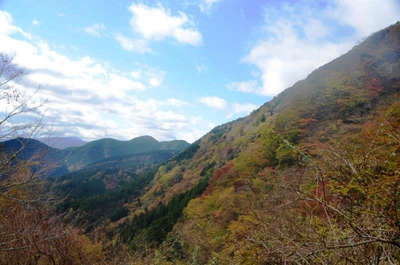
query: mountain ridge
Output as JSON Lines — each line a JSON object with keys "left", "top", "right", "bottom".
{"left": 62, "top": 135, "right": 189, "bottom": 171}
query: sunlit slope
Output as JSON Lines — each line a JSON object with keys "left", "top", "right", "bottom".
{"left": 117, "top": 22, "right": 400, "bottom": 264}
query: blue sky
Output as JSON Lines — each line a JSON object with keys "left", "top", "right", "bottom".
{"left": 0, "top": 0, "right": 399, "bottom": 142}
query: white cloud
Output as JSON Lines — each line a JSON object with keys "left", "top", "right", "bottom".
{"left": 233, "top": 103, "right": 258, "bottom": 114}
{"left": 146, "top": 68, "right": 165, "bottom": 87}
{"left": 199, "top": 96, "right": 227, "bottom": 109}
{"left": 200, "top": 0, "right": 222, "bottom": 12}
{"left": 227, "top": 103, "right": 258, "bottom": 118}
{"left": 115, "top": 33, "right": 152, "bottom": 53}
{"left": 129, "top": 3, "right": 202, "bottom": 46}
{"left": 131, "top": 71, "right": 141, "bottom": 79}
{"left": 32, "top": 19, "right": 40, "bottom": 26}
{"left": 84, "top": 23, "right": 106, "bottom": 37}
{"left": 0, "top": 11, "right": 29, "bottom": 37}
{"left": 196, "top": 64, "right": 207, "bottom": 73}
{"left": 130, "top": 68, "right": 165, "bottom": 88}
{"left": 166, "top": 98, "right": 188, "bottom": 107}
{"left": 303, "top": 19, "right": 328, "bottom": 40}
{"left": 236, "top": 0, "right": 400, "bottom": 96}
{"left": 244, "top": 21, "right": 351, "bottom": 96}
{"left": 0, "top": 11, "right": 211, "bottom": 143}
{"left": 228, "top": 80, "right": 261, "bottom": 94}
{"left": 148, "top": 77, "right": 162, "bottom": 87}
{"left": 331, "top": 0, "right": 400, "bottom": 36}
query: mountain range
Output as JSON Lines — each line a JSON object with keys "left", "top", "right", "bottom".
{"left": 0, "top": 135, "right": 189, "bottom": 174}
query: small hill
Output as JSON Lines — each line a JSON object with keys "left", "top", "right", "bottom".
{"left": 0, "top": 138, "right": 69, "bottom": 177}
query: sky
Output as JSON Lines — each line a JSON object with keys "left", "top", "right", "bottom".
{"left": 0, "top": 0, "right": 399, "bottom": 142}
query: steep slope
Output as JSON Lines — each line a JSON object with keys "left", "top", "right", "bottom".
{"left": 114, "top": 22, "right": 400, "bottom": 264}
{"left": 133, "top": 21, "right": 400, "bottom": 209}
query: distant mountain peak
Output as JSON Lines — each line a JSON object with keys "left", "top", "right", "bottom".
{"left": 130, "top": 135, "right": 158, "bottom": 142}
{"left": 38, "top": 136, "right": 87, "bottom": 149}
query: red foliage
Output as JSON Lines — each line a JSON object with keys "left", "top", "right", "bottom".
{"left": 366, "top": 77, "right": 384, "bottom": 96}
{"left": 202, "top": 162, "right": 235, "bottom": 197}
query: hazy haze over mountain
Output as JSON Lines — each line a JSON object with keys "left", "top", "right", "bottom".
{"left": 38, "top": 137, "right": 87, "bottom": 149}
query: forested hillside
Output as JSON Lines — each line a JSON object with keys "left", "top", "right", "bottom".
{"left": 53, "top": 151, "right": 179, "bottom": 232}
{"left": 110, "top": 22, "right": 400, "bottom": 264}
